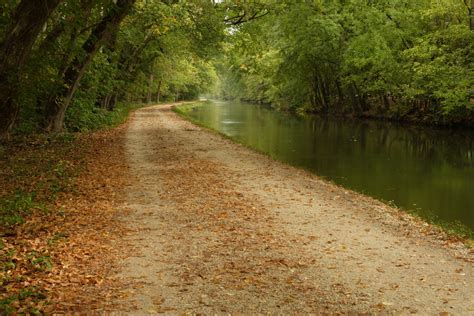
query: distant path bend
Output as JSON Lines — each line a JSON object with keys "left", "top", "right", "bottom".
{"left": 117, "top": 103, "right": 474, "bottom": 314}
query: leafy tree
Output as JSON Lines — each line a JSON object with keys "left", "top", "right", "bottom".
{"left": 0, "top": 0, "right": 229, "bottom": 137}
{"left": 0, "top": 0, "right": 62, "bottom": 139}
{"left": 217, "top": 0, "right": 474, "bottom": 124}
{"left": 1, "top": 0, "right": 472, "bottom": 137}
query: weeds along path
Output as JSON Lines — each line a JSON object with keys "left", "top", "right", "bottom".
{"left": 117, "top": 104, "right": 473, "bottom": 314}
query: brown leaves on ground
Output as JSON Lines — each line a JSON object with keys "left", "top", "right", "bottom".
{"left": 117, "top": 109, "right": 356, "bottom": 313}
{"left": 0, "top": 126, "right": 130, "bottom": 314}
{"left": 155, "top": 158, "right": 346, "bottom": 312}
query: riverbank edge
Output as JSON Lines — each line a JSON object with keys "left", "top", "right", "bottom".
{"left": 172, "top": 102, "right": 474, "bottom": 248}
{"left": 236, "top": 98, "right": 474, "bottom": 129}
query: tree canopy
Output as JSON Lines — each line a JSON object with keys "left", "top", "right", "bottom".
{"left": 0, "top": 0, "right": 230, "bottom": 138}
{"left": 0, "top": 0, "right": 473, "bottom": 140}
{"left": 216, "top": 0, "right": 474, "bottom": 124}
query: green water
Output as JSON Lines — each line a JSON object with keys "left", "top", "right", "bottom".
{"left": 180, "top": 100, "right": 474, "bottom": 231}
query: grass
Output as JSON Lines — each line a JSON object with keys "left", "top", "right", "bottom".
{"left": 26, "top": 252, "right": 52, "bottom": 272}
{"left": 0, "top": 192, "right": 38, "bottom": 227}
{"left": 98, "top": 103, "right": 145, "bottom": 129}
{"left": 173, "top": 102, "right": 474, "bottom": 245}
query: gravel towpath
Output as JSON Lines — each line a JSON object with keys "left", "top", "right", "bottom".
{"left": 116, "top": 104, "right": 473, "bottom": 314}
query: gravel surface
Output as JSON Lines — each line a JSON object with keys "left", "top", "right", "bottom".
{"left": 115, "top": 104, "right": 473, "bottom": 314}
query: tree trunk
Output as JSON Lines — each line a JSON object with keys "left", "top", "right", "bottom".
{"left": 350, "top": 82, "right": 362, "bottom": 113}
{"left": 321, "top": 77, "right": 331, "bottom": 111}
{"left": 0, "top": 0, "right": 62, "bottom": 140}
{"left": 43, "top": 0, "right": 135, "bottom": 132}
{"left": 37, "top": 1, "right": 97, "bottom": 120}
{"left": 101, "top": 95, "right": 111, "bottom": 109}
{"left": 156, "top": 80, "right": 162, "bottom": 103}
{"left": 470, "top": 0, "right": 474, "bottom": 31}
{"left": 147, "top": 74, "right": 154, "bottom": 104}
{"left": 383, "top": 94, "right": 390, "bottom": 111}
{"left": 316, "top": 75, "right": 329, "bottom": 113}
{"left": 101, "top": 94, "right": 118, "bottom": 110}
{"left": 110, "top": 94, "right": 118, "bottom": 111}
{"left": 335, "top": 79, "right": 343, "bottom": 104}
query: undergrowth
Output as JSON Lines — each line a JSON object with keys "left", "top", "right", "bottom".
{"left": 0, "top": 133, "right": 78, "bottom": 314}
{"left": 0, "top": 102, "right": 140, "bottom": 314}
{"left": 65, "top": 102, "right": 144, "bottom": 132}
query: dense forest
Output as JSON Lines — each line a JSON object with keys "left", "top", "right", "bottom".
{"left": 0, "top": 1, "right": 473, "bottom": 141}
{"left": 217, "top": 0, "right": 474, "bottom": 125}
{"left": 0, "top": 0, "right": 232, "bottom": 140}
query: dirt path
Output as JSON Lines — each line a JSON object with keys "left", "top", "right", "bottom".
{"left": 116, "top": 104, "right": 473, "bottom": 314}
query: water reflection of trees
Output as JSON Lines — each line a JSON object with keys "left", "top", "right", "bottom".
{"left": 202, "top": 102, "right": 473, "bottom": 169}
{"left": 307, "top": 117, "right": 474, "bottom": 168}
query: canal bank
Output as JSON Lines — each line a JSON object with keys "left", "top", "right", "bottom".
{"left": 175, "top": 100, "right": 474, "bottom": 235}
{"left": 115, "top": 103, "right": 473, "bottom": 314}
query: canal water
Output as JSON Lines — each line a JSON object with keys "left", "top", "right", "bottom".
{"left": 180, "top": 100, "right": 474, "bottom": 231}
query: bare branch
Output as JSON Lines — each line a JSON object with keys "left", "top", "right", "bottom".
{"left": 224, "top": 9, "right": 269, "bottom": 26}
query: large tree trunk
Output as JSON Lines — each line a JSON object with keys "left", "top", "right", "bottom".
{"left": 0, "top": 0, "right": 62, "bottom": 140}
{"left": 36, "top": 0, "right": 96, "bottom": 120}
{"left": 43, "top": 0, "right": 135, "bottom": 132}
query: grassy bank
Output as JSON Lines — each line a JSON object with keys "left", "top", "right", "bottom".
{"left": 0, "top": 103, "right": 140, "bottom": 314}
{"left": 173, "top": 102, "right": 474, "bottom": 246}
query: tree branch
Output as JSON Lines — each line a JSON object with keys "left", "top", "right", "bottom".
{"left": 224, "top": 10, "right": 269, "bottom": 25}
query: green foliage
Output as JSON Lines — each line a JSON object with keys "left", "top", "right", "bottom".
{"left": 65, "top": 101, "right": 143, "bottom": 132}
{"left": 26, "top": 252, "right": 52, "bottom": 272}
{"left": 0, "top": 287, "right": 46, "bottom": 316}
{"left": 0, "top": 192, "right": 37, "bottom": 227}
{"left": 402, "top": 24, "right": 474, "bottom": 113}
{"left": 1, "top": 0, "right": 471, "bottom": 134}
{"left": 0, "top": 0, "right": 226, "bottom": 135}
{"left": 217, "top": 0, "right": 474, "bottom": 123}
{"left": 47, "top": 232, "right": 68, "bottom": 246}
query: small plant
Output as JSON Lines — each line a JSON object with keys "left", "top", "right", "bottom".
{"left": 0, "top": 192, "right": 37, "bottom": 227}
{"left": 52, "top": 133, "right": 76, "bottom": 144}
{"left": 1, "top": 247, "right": 16, "bottom": 290}
{"left": 47, "top": 232, "right": 68, "bottom": 246}
{"left": 26, "top": 252, "right": 52, "bottom": 272}
{"left": 1, "top": 249, "right": 16, "bottom": 271}
{"left": 53, "top": 160, "right": 66, "bottom": 178}
{"left": 0, "top": 287, "right": 47, "bottom": 315}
